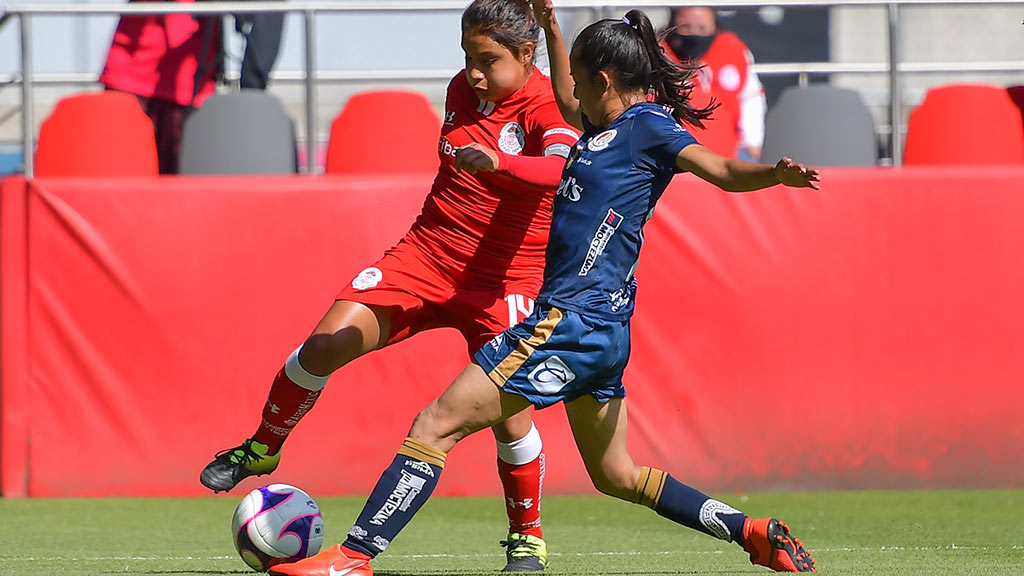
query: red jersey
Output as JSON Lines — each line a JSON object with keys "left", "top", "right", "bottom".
{"left": 407, "top": 68, "right": 579, "bottom": 288}
{"left": 99, "top": 0, "right": 219, "bottom": 108}
{"left": 661, "top": 32, "right": 765, "bottom": 158}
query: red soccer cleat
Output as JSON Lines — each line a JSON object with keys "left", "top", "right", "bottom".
{"left": 268, "top": 544, "right": 373, "bottom": 576}
{"left": 742, "top": 517, "right": 816, "bottom": 572}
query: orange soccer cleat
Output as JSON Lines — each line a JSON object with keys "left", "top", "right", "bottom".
{"left": 269, "top": 544, "right": 373, "bottom": 576}
{"left": 742, "top": 517, "right": 816, "bottom": 572}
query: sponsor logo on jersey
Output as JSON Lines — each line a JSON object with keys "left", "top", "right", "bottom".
{"left": 587, "top": 128, "right": 617, "bottom": 151}
{"left": 528, "top": 355, "right": 576, "bottom": 393}
{"left": 352, "top": 267, "right": 383, "bottom": 290}
{"left": 498, "top": 122, "right": 526, "bottom": 155}
{"left": 579, "top": 209, "right": 624, "bottom": 276}
{"left": 439, "top": 136, "right": 459, "bottom": 159}
{"left": 444, "top": 110, "right": 456, "bottom": 125}
{"left": 609, "top": 283, "right": 633, "bottom": 313}
{"left": 369, "top": 470, "right": 427, "bottom": 526}
{"left": 556, "top": 176, "right": 583, "bottom": 202}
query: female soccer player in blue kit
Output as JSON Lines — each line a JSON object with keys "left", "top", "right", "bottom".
{"left": 269, "top": 2, "right": 820, "bottom": 575}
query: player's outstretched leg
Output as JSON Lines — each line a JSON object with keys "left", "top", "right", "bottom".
{"left": 565, "top": 396, "right": 815, "bottom": 573}
{"left": 268, "top": 544, "right": 373, "bottom": 576}
{"left": 200, "top": 346, "right": 328, "bottom": 492}
{"left": 742, "top": 517, "right": 816, "bottom": 572}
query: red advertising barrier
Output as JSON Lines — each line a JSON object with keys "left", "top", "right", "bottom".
{"left": 2, "top": 168, "right": 1024, "bottom": 498}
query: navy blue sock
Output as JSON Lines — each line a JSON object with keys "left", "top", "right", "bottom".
{"left": 343, "top": 438, "right": 446, "bottom": 558}
{"left": 633, "top": 467, "right": 748, "bottom": 544}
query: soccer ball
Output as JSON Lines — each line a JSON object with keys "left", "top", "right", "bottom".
{"left": 231, "top": 483, "right": 326, "bottom": 572}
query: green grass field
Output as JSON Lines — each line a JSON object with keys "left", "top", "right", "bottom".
{"left": 1, "top": 490, "right": 1021, "bottom": 575}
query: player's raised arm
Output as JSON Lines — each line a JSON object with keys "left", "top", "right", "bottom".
{"left": 532, "top": 0, "right": 582, "bottom": 129}
{"left": 676, "top": 144, "right": 821, "bottom": 192}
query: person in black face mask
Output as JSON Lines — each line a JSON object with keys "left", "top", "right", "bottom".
{"left": 666, "top": 7, "right": 718, "bottom": 60}
{"left": 661, "top": 7, "right": 767, "bottom": 162}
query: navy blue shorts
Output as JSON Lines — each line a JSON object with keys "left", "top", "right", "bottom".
{"left": 473, "top": 304, "right": 630, "bottom": 408}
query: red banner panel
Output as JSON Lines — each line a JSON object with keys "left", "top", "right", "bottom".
{"left": 2, "top": 168, "right": 1024, "bottom": 498}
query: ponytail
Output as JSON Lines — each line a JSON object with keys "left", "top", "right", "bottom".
{"left": 574, "top": 9, "right": 717, "bottom": 128}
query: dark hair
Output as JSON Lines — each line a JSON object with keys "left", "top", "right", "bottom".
{"left": 462, "top": 0, "right": 539, "bottom": 61}
{"left": 571, "top": 9, "right": 716, "bottom": 128}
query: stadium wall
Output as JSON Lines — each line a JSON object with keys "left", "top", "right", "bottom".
{"left": 2, "top": 169, "right": 1024, "bottom": 499}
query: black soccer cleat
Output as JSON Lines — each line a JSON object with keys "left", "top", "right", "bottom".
{"left": 200, "top": 438, "right": 280, "bottom": 493}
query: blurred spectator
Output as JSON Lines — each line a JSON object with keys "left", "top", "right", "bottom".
{"left": 100, "top": 0, "right": 221, "bottom": 174}
{"left": 235, "top": 9, "right": 285, "bottom": 90}
{"left": 662, "top": 7, "right": 766, "bottom": 161}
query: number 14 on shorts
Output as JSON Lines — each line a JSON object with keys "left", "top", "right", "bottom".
{"left": 505, "top": 294, "right": 535, "bottom": 327}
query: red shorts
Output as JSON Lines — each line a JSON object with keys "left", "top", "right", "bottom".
{"left": 335, "top": 238, "right": 542, "bottom": 355}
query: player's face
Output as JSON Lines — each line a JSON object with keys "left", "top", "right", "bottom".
{"left": 569, "top": 57, "right": 603, "bottom": 125}
{"left": 672, "top": 7, "right": 717, "bottom": 35}
{"left": 462, "top": 32, "right": 532, "bottom": 102}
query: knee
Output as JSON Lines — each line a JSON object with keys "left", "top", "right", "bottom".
{"left": 298, "top": 333, "right": 356, "bottom": 376}
{"left": 409, "top": 403, "right": 446, "bottom": 445}
{"left": 409, "top": 402, "right": 464, "bottom": 454}
{"left": 588, "top": 463, "right": 640, "bottom": 501}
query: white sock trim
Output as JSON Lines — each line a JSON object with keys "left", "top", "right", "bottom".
{"left": 283, "top": 346, "right": 330, "bottom": 391}
{"left": 496, "top": 423, "right": 542, "bottom": 465}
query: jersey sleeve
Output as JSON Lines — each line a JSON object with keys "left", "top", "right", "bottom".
{"left": 631, "top": 108, "right": 699, "bottom": 173}
{"left": 526, "top": 98, "right": 580, "bottom": 159}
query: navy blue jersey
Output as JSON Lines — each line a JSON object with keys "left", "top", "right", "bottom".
{"left": 537, "top": 103, "right": 698, "bottom": 320}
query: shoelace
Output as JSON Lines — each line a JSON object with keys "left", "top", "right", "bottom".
{"left": 215, "top": 442, "right": 263, "bottom": 466}
{"left": 499, "top": 537, "right": 540, "bottom": 559}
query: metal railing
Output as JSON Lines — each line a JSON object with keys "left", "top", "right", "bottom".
{"left": 1, "top": 0, "right": 1022, "bottom": 175}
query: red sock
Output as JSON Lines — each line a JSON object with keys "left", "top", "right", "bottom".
{"left": 497, "top": 453, "right": 545, "bottom": 538}
{"left": 251, "top": 366, "right": 322, "bottom": 455}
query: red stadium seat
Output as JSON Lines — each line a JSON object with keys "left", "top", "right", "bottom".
{"left": 35, "top": 91, "right": 159, "bottom": 177}
{"left": 324, "top": 90, "right": 441, "bottom": 174}
{"left": 904, "top": 83, "right": 1024, "bottom": 166}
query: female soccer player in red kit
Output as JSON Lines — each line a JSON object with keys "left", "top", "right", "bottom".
{"left": 200, "top": 0, "right": 577, "bottom": 571}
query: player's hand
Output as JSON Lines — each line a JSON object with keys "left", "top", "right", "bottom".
{"left": 774, "top": 157, "right": 821, "bottom": 190}
{"left": 454, "top": 142, "right": 500, "bottom": 174}
{"left": 531, "top": 0, "right": 556, "bottom": 29}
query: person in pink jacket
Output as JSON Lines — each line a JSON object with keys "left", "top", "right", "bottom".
{"left": 100, "top": 0, "right": 221, "bottom": 174}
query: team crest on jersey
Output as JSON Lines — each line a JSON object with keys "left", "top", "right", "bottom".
{"left": 498, "top": 122, "right": 526, "bottom": 155}
{"left": 719, "top": 64, "right": 741, "bottom": 91}
{"left": 352, "top": 267, "right": 383, "bottom": 290}
{"left": 587, "top": 129, "right": 617, "bottom": 151}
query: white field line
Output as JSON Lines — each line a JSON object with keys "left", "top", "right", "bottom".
{"left": 3, "top": 545, "right": 1023, "bottom": 562}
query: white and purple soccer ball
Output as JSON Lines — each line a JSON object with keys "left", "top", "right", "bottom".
{"left": 231, "top": 483, "right": 326, "bottom": 572}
